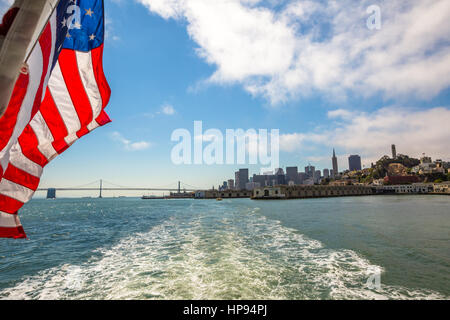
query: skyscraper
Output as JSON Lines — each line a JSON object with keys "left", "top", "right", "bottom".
{"left": 392, "top": 144, "right": 397, "bottom": 159}
{"left": 305, "top": 165, "right": 315, "bottom": 178}
{"left": 332, "top": 149, "right": 339, "bottom": 177}
{"left": 313, "top": 170, "right": 321, "bottom": 183}
{"left": 323, "top": 168, "right": 330, "bottom": 178}
{"left": 286, "top": 166, "right": 299, "bottom": 184}
{"left": 235, "top": 168, "right": 249, "bottom": 190}
{"left": 298, "top": 172, "right": 306, "bottom": 184}
{"left": 348, "top": 155, "right": 362, "bottom": 171}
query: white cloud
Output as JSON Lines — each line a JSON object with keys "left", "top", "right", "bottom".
{"left": 105, "top": 17, "right": 120, "bottom": 42}
{"left": 280, "top": 107, "right": 450, "bottom": 163}
{"left": 110, "top": 131, "right": 151, "bottom": 151}
{"left": 161, "top": 104, "right": 176, "bottom": 115}
{"left": 327, "top": 109, "right": 353, "bottom": 120}
{"left": 137, "top": 0, "right": 450, "bottom": 104}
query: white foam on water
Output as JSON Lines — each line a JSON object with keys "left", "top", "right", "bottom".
{"left": 0, "top": 206, "right": 447, "bottom": 300}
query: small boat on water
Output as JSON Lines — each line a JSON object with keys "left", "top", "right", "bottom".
{"left": 216, "top": 198, "right": 223, "bottom": 201}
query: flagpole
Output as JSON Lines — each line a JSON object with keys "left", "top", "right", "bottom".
{"left": 24, "top": 0, "right": 62, "bottom": 63}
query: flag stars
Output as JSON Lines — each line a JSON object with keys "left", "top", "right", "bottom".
{"left": 89, "top": 34, "right": 96, "bottom": 41}
{"left": 73, "top": 21, "right": 82, "bottom": 29}
{"left": 85, "top": 8, "right": 93, "bottom": 17}
{"left": 61, "top": 17, "right": 67, "bottom": 27}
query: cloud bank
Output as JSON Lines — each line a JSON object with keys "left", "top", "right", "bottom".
{"left": 138, "top": 0, "right": 450, "bottom": 104}
{"left": 280, "top": 107, "right": 450, "bottom": 164}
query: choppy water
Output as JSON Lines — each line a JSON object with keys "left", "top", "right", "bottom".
{"left": 0, "top": 196, "right": 449, "bottom": 300}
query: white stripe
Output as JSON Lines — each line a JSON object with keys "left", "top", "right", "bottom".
{"left": 0, "top": 179, "right": 34, "bottom": 203}
{"left": 76, "top": 51, "right": 103, "bottom": 121}
{"left": 47, "top": 62, "right": 81, "bottom": 139}
{"left": 65, "top": 132, "right": 79, "bottom": 146}
{"left": 0, "top": 212, "right": 21, "bottom": 228}
{"left": 0, "top": 44, "right": 44, "bottom": 170}
{"left": 29, "top": 111, "right": 58, "bottom": 161}
{"left": 87, "top": 120, "right": 100, "bottom": 131}
{"left": 8, "top": 143, "right": 43, "bottom": 178}
{"left": 40, "top": 12, "right": 57, "bottom": 103}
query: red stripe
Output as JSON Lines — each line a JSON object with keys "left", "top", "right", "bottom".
{"left": 0, "top": 72, "right": 29, "bottom": 151}
{"left": 58, "top": 50, "right": 93, "bottom": 137}
{"left": 18, "top": 125, "right": 49, "bottom": 167}
{"left": 96, "top": 110, "right": 111, "bottom": 126}
{"left": 39, "top": 88, "right": 70, "bottom": 153}
{"left": 0, "top": 226, "right": 27, "bottom": 239}
{"left": 30, "top": 23, "right": 52, "bottom": 118}
{"left": 0, "top": 194, "right": 23, "bottom": 214}
{"left": 91, "top": 45, "right": 111, "bottom": 109}
{"left": 3, "top": 164, "right": 40, "bottom": 191}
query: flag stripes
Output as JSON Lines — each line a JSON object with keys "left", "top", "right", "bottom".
{"left": 0, "top": 1, "right": 111, "bottom": 239}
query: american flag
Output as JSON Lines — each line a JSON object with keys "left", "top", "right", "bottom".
{"left": 0, "top": 0, "right": 111, "bottom": 239}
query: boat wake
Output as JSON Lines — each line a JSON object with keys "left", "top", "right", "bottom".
{"left": 0, "top": 205, "right": 446, "bottom": 300}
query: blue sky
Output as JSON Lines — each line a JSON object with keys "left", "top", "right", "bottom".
{"left": 2, "top": 0, "right": 449, "bottom": 196}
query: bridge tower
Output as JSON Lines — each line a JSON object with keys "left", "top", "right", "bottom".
{"left": 178, "top": 181, "right": 181, "bottom": 193}
{"left": 47, "top": 188, "right": 56, "bottom": 199}
{"left": 99, "top": 179, "right": 103, "bottom": 198}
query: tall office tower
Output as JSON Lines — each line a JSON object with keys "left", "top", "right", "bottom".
{"left": 274, "top": 168, "right": 286, "bottom": 185}
{"left": 313, "top": 170, "right": 321, "bottom": 183}
{"left": 323, "top": 168, "right": 330, "bottom": 178}
{"left": 305, "top": 165, "right": 315, "bottom": 178}
{"left": 348, "top": 155, "right": 362, "bottom": 171}
{"left": 236, "top": 168, "right": 249, "bottom": 190}
{"left": 330, "top": 169, "right": 334, "bottom": 177}
{"left": 332, "top": 149, "right": 339, "bottom": 177}
{"left": 222, "top": 181, "right": 228, "bottom": 190}
{"left": 391, "top": 144, "right": 397, "bottom": 159}
{"left": 228, "top": 179, "right": 234, "bottom": 190}
{"left": 235, "top": 171, "right": 239, "bottom": 190}
{"left": 286, "top": 167, "right": 299, "bottom": 184}
{"left": 298, "top": 172, "right": 306, "bottom": 184}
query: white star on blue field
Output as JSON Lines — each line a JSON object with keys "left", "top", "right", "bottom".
{"left": 1, "top": 0, "right": 449, "bottom": 195}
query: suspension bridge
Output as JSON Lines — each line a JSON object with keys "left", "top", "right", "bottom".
{"left": 36, "top": 180, "right": 202, "bottom": 198}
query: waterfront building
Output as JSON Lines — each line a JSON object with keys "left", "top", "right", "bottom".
{"left": 286, "top": 166, "right": 299, "bottom": 185}
{"left": 411, "top": 155, "right": 446, "bottom": 175}
{"left": 332, "top": 149, "right": 339, "bottom": 177}
{"left": 252, "top": 184, "right": 373, "bottom": 199}
{"left": 235, "top": 168, "right": 249, "bottom": 190}
{"left": 323, "top": 168, "right": 330, "bottom": 178}
{"left": 348, "top": 155, "right": 362, "bottom": 172}
{"left": 199, "top": 189, "right": 251, "bottom": 199}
